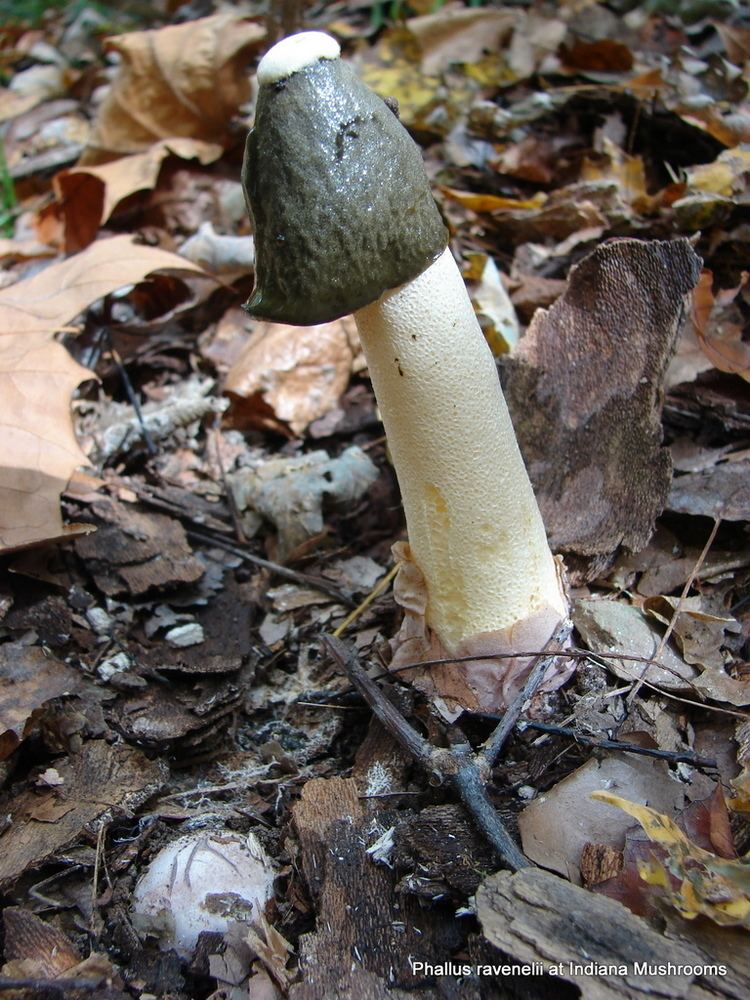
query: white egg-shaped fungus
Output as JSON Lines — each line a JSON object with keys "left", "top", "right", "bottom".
{"left": 131, "top": 829, "right": 275, "bottom": 957}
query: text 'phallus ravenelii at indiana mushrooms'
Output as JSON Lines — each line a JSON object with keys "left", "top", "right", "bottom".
{"left": 242, "top": 31, "right": 570, "bottom": 715}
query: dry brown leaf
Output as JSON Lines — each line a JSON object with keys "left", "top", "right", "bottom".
{"left": 225, "top": 318, "right": 360, "bottom": 435}
{"left": 716, "top": 23, "right": 750, "bottom": 64}
{"left": 505, "top": 238, "right": 701, "bottom": 576}
{"left": 573, "top": 598, "right": 698, "bottom": 691}
{"left": 50, "top": 138, "right": 224, "bottom": 252}
{"left": 691, "top": 270, "right": 750, "bottom": 382}
{"left": 518, "top": 756, "right": 684, "bottom": 884}
{"left": 560, "top": 38, "right": 634, "bottom": 73}
{"left": 83, "top": 14, "right": 264, "bottom": 161}
{"left": 668, "top": 461, "right": 750, "bottom": 522}
{"left": 0, "top": 64, "right": 76, "bottom": 124}
{"left": 0, "top": 644, "right": 86, "bottom": 760}
{"left": 0, "top": 235, "right": 207, "bottom": 337}
{"left": 0, "top": 335, "right": 93, "bottom": 552}
{"left": 406, "top": 6, "right": 516, "bottom": 75}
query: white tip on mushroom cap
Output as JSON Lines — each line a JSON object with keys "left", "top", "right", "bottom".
{"left": 257, "top": 31, "right": 340, "bottom": 85}
{"left": 131, "top": 830, "right": 275, "bottom": 957}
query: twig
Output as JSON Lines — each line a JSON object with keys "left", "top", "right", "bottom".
{"left": 0, "top": 979, "right": 108, "bottom": 994}
{"left": 373, "top": 646, "right": 667, "bottom": 682}
{"left": 211, "top": 415, "right": 246, "bottom": 545}
{"left": 186, "top": 527, "right": 355, "bottom": 607}
{"left": 324, "top": 635, "right": 433, "bottom": 769}
{"left": 481, "top": 621, "right": 573, "bottom": 769}
{"left": 308, "top": 645, "right": 750, "bottom": 722}
{"left": 628, "top": 515, "right": 721, "bottom": 703}
{"left": 322, "top": 634, "right": 531, "bottom": 871}
{"left": 379, "top": 645, "right": 744, "bottom": 717}
{"left": 332, "top": 563, "right": 398, "bottom": 637}
{"left": 91, "top": 819, "right": 107, "bottom": 939}
{"left": 452, "top": 751, "right": 529, "bottom": 870}
{"left": 517, "top": 721, "right": 718, "bottom": 769}
{"left": 106, "top": 336, "right": 157, "bottom": 456}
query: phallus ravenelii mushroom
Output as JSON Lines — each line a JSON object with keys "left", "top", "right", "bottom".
{"left": 242, "top": 32, "right": 569, "bottom": 713}
{"left": 131, "top": 830, "right": 275, "bottom": 957}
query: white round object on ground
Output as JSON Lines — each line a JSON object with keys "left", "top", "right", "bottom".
{"left": 131, "top": 830, "right": 275, "bottom": 957}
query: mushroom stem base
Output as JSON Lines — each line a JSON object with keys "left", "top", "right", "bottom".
{"left": 389, "top": 542, "right": 571, "bottom": 717}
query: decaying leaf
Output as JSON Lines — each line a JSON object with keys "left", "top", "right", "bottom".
{"left": 50, "top": 138, "right": 225, "bottom": 252}
{"left": 643, "top": 595, "right": 742, "bottom": 676}
{"left": 518, "top": 755, "right": 684, "bottom": 884}
{"left": 573, "top": 598, "right": 699, "bottom": 692}
{"left": 595, "top": 788, "right": 739, "bottom": 918}
{"left": 609, "top": 523, "right": 750, "bottom": 597}
{"left": 0, "top": 644, "right": 86, "bottom": 760}
{"left": 0, "top": 740, "right": 166, "bottom": 891}
{"left": 0, "top": 235, "right": 207, "bottom": 337}
{"left": 0, "top": 335, "right": 94, "bottom": 552}
{"left": 593, "top": 791, "right": 750, "bottom": 928}
{"left": 406, "top": 6, "right": 517, "bottom": 76}
{"left": 505, "top": 238, "right": 702, "bottom": 579}
{"left": 691, "top": 269, "right": 750, "bottom": 382}
{"left": 225, "top": 318, "right": 361, "bottom": 436}
{"left": 83, "top": 375, "right": 226, "bottom": 464}
{"left": 82, "top": 14, "right": 265, "bottom": 161}
{"left": 668, "top": 461, "right": 750, "bottom": 521}
{"left": 229, "top": 447, "right": 379, "bottom": 559}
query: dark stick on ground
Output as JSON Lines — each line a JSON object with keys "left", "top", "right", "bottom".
{"left": 518, "top": 721, "right": 719, "bottom": 769}
{"left": 187, "top": 528, "right": 355, "bottom": 607}
{"left": 106, "top": 332, "right": 157, "bottom": 456}
{"left": 322, "top": 633, "right": 532, "bottom": 871}
{"left": 480, "top": 621, "right": 573, "bottom": 769}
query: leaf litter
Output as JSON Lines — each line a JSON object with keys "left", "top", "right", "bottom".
{"left": 0, "top": 3, "right": 750, "bottom": 999}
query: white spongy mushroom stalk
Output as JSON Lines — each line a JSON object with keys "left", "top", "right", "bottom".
{"left": 131, "top": 830, "right": 275, "bottom": 958}
{"left": 257, "top": 31, "right": 340, "bottom": 85}
{"left": 354, "top": 248, "right": 566, "bottom": 650}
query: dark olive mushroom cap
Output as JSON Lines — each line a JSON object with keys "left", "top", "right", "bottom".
{"left": 242, "top": 54, "right": 448, "bottom": 326}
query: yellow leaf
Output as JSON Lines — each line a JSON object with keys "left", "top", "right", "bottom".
{"left": 440, "top": 187, "right": 547, "bottom": 213}
{"left": 359, "top": 28, "right": 441, "bottom": 130}
{"left": 581, "top": 137, "right": 647, "bottom": 207}
{"left": 593, "top": 791, "right": 750, "bottom": 928}
{"left": 687, "top": 147, "right": 750, "bottom": 197}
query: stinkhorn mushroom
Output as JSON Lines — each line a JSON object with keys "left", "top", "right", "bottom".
{"left": 131, "top": 830, "right": 275, "bottom": 958}
{"left": 242, "top": 32, "right": 569, "bottom": 712}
